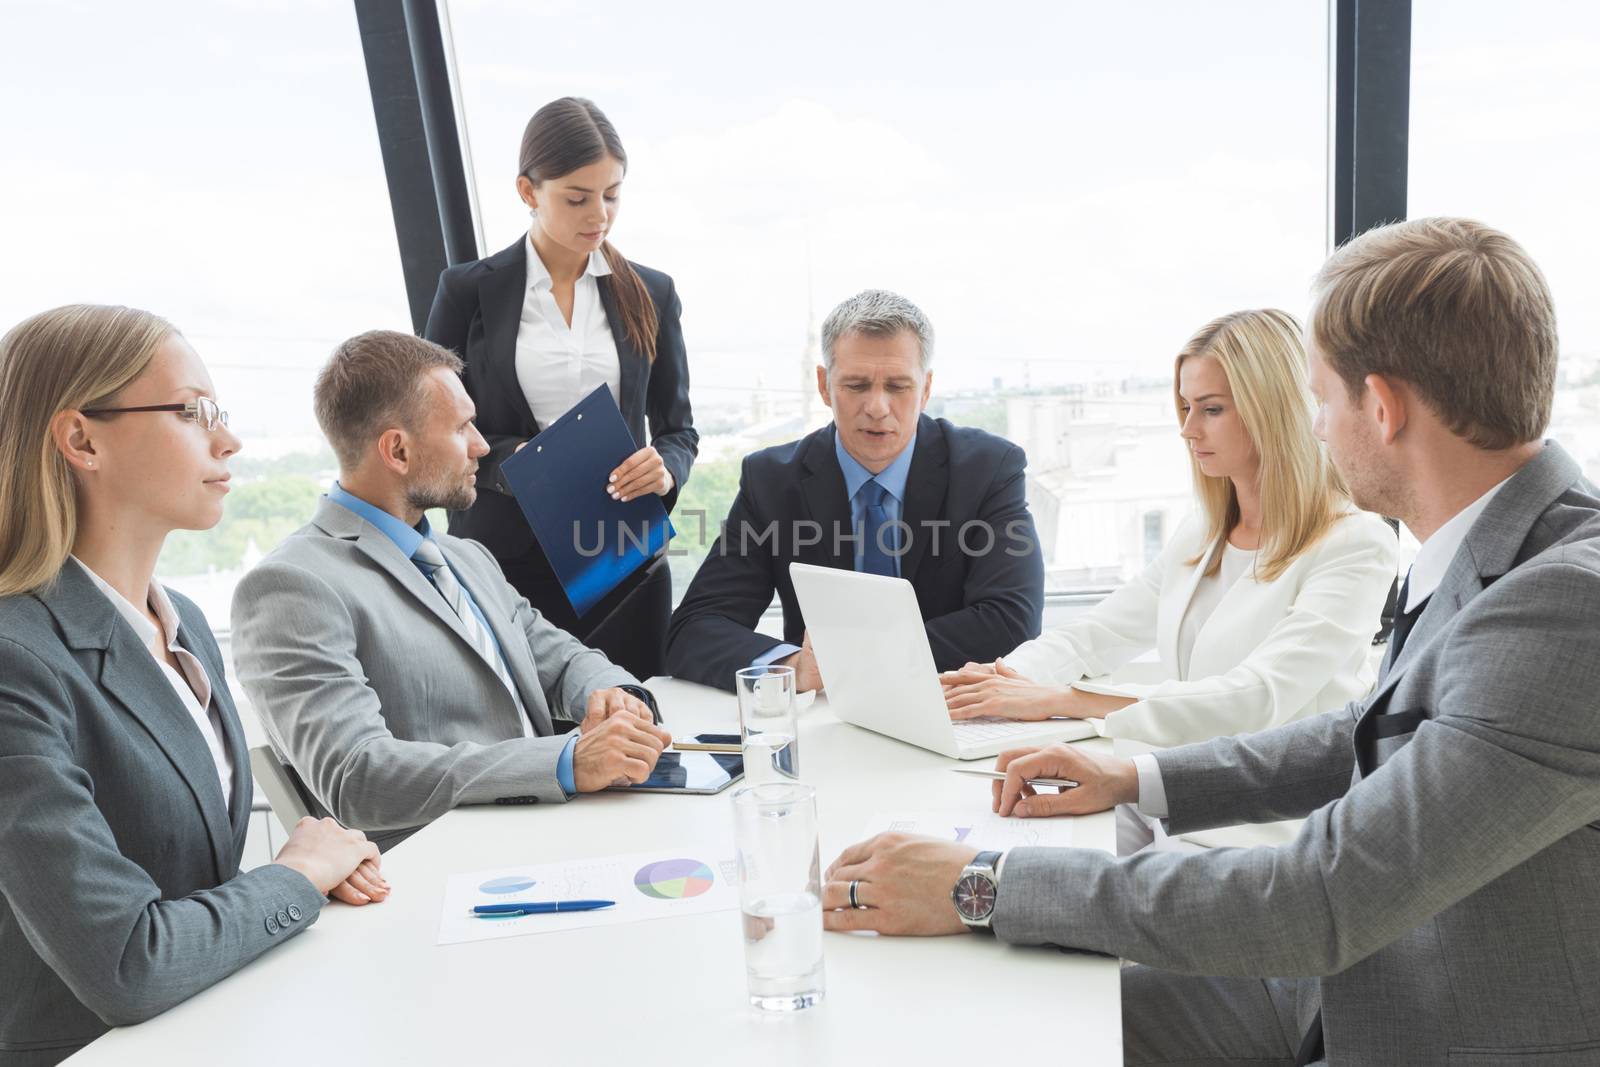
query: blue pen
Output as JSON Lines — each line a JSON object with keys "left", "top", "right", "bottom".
{"left": 470, "top": 899, "right": 616, "bottom": 917}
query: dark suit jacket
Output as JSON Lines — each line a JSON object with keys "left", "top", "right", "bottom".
{"left": 423, "top": 237, "right": 698, "bottom": 571}
{"left": 665, "top": 416, "right": 1045, "bottom": 691}
{"left": 0, "top": 562, "right": 326, "bottom": 1066}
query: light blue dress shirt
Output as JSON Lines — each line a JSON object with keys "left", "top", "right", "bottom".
{"left": 325, "top": 483, "right": 577, "bottom": 794}
{"left": 753, "top": 431, "right": 918, "bottom": 667}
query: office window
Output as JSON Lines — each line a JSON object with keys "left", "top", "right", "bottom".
{"left": 0, "top": 3, "right": 409, "bottom": 626}
{"left": 445, "top": 0, "right": 1326, "bottom": 595}
{"left": 1143, "top": 511, "right": 1166, "bottom": 566}
{"left": 1410, "top": 0, "right": 1600, "bottom": 483}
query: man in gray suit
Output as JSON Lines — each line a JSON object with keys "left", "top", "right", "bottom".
{"left": 232, "top": 331, "right": 672, "bottom": 851}
{"left": 818, "top": 219, "right": 1600, "bottom": 1065}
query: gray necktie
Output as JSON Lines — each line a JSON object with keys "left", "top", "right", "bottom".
{"left": 411, "top": 539, "right": 531, "bottom": 736}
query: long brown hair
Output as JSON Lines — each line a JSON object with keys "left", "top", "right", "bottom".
{"left": 1176, "top": 309, "right": 1350, "bottom": 582}
{"left": 0, "top": 305, "right": 174, "bottom": 597}
{"left": 519, "top": 97, "right": 659, "bottom": 361}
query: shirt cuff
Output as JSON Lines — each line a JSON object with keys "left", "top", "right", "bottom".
{"left": 752, "top": 643, "right": 801, "bottom": 668}
{"left": 556, "top": 733, "right": 578, "bottom": 797}
{"left": 1132, "top": 753, "right": 1169, "bottom": 819}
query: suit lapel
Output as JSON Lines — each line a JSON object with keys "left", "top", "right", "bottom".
{"left": 898, "top": 418, "right": 948, "bottom": 584}
{"left": 43, "top": 565, "right": 236, "bottom": 882}
{"left": 1360, "top": 441, "right": 1582, "bottom": 711}
{"left": 1163, "top": 536, "right": 1219, "bottom": 673}
{"left": 479, "top": 239, "right": 540, "bottom": 433}
{"left": 314, "top": 500, "right": 483, "bottom": 658}
{"left": 442, "top": 540, "right": 555, "bottom": 736}
{"left": 799, "top": 427, "right": 853, "bottom": 569}
{"left": 598, "top": 274, "right": 647, "bottom": 434}
{"left": 175, "top": 624, "right": 255, "bottom": 849}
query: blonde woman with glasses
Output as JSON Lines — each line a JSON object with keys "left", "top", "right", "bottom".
{"left": 0, "top": 306, "right": 386, "bottom": 1065}
{"left": 942, "top": 309, "right": 1397, "bottom": 848}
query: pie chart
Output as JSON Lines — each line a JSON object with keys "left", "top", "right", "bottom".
{"left": 634, "top": 858, "right": 716, "bottom": 900}
{"left": 479, "top": 875, "right": 537, "bottom": 895}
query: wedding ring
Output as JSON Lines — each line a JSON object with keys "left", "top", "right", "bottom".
{"left": 848, "top": 879, "right": 862, "bottom": 909}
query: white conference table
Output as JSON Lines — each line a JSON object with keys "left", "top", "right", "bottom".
{"left": 69, "top": 678, "right": 1121, "bottom": 1066}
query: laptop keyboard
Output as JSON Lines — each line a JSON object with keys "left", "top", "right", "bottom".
{"left": 952, "top": 718, "right": 1062, "bottom": 742}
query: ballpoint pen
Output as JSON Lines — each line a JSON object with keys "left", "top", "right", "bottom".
{"left": 950, "top": 767, "right": 1080, "bottom": 789}
{"left": 470, "top": 899, "right": 616, "bottom": 917}
{"left": 671, "top": 740, "right": 741, "bottom": 753}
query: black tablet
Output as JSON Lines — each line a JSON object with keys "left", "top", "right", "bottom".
{"left": 606, "top": 748, "right": 745, "bottom": 795}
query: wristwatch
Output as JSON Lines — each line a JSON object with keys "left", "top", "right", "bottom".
{"left": 952, "top": 850, "right": 1004, "bottom": 930}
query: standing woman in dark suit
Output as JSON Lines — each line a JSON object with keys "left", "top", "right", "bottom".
{"left": 425, "top": 97, "right": 697, "bottom": 680}
{"left": 0, "top": 305, "right": 386, "bottom": 1066}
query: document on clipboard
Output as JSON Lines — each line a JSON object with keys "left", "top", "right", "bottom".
{"left": 499, "top": 386, "right": 674, "bottom": 617}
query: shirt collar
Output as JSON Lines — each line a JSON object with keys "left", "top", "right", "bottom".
{"left": 70, "top": 555, "right": 181, "bottom": 652}
{"left": 326, "top": 482, "right": 432, "bottom": 558}
{"left": 1403, "top": 474, "right": 1515, "bottom": 610}
{"left": 833, "top": 428, "right": 917, "bottom": 504}
{"left": 523, "top": 232, "right": 611, "bottom": 294}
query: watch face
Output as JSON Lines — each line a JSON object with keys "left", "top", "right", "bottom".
{"left": 954, "top": 872, "right": 997, "bottom": 921}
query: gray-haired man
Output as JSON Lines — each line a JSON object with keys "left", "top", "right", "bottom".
{"left": 665, "top": 289, "right": 1044, "bottom": 692}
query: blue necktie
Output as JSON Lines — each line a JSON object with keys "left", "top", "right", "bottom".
{"left": 857, "top": 478, "right": 899, "bottom": 577}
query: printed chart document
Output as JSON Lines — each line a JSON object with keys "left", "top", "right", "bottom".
{"left": 439, "top": 844, "right": 739, "bottom": 946}
{"left": 860, "top": 810, "right": 1076, "bottom": 851}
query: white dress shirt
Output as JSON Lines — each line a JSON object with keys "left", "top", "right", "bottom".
{"left": 1132, "top": 477, "right": 1512, "bottom": 819}
{"left": 515, "top": 233, "right": 621, "bottom": 429}
{"left": 73, "top": 558, "right": 234, "bottom": 809}
{"left": 1401, "top": 475, "right": 1512, "bottom": 610}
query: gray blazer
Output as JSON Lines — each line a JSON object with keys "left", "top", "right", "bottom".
{"left": 0, "top": 562, "right": 326, "bottom": 1067}
{"left": 992, "top": 442, "right": 1600, "bottom": 1066}
{"left": 231, "top": 497, "right": 636, "bottom": 851}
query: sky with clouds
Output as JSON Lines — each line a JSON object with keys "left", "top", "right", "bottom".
{"left": 0, "top": 0, "right": 1594, "bottom": 446}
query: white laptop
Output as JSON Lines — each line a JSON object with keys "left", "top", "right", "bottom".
{"left": 788, "top": 562, "right": 1098, "bottom": 760}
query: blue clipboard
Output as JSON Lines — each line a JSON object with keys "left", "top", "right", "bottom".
{"left": 499, "top": 386, "right": 674, "bottom": 617}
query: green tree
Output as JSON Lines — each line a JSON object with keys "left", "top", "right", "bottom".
{"left": 158, "top": 473, "right": 323, "bottom": 577}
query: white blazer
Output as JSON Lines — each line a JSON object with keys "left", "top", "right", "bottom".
{"left": 1006, "top": 508, "right": 1398, "bottom": 746}
{"left": 1005, "top": 508, "right": 1397, "bottom": 846}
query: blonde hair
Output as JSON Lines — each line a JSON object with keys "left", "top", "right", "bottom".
{"left": 0, "top": 305, "right": 174, "bottom": 597}
{"left": 1311, "top": 217, "right": 1556, "bottom": 449}
{"left": 1176, "top": 309, "right": 1349, "bottom": 582}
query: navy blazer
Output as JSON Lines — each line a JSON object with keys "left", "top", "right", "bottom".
{"left": 423, "top": 237, "right": 698, "bottom": 567}
{"left": 0, "top": 562, "right": 326, "bottom": 1065}
{"left": 665, "top": 416, "right": 1045, "bottom": 691}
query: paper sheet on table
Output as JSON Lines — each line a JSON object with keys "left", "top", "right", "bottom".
{"left": 861, "top": 810, "right": 1075, "bottom": 850}
{"left": 438, "top": 844, "right": 740, "bottom": 946}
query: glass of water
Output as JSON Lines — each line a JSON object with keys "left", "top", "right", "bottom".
{"left": 734, "top": 665, "right": 798, "bottom": 786}
{"left": 731, "top": 782, "right": 825, "bottom": 1012}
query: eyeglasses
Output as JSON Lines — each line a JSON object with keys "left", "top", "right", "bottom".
{"left": 79, "top": 396, "right": 230, "bottom": 432}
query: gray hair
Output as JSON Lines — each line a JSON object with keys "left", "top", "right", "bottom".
{"left": 820, "top": 289, "right": 935, "bottom": 374}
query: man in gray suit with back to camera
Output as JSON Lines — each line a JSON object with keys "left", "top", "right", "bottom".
{"left": 232, "top": 330, "right": 672, "bottom": 851}
{"left": 817, "top": 218, "right": 1600, "bottom": 1065}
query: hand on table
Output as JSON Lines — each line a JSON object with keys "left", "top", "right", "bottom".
{"left": 941, "top": 657, "right": 1067, "bottom": 720}
{"left": 609, "top": 445, "right": 672, "bottom": 502}
{"left": 943, "top": 659, "right": 1134, "bottom": 721}
{"left": 273, "top": 817, "right": 389, "bottom": 905}
{"left": 820, "top": 833, "right": 978, "bottom": 936}
{"left": 778, "top": 631, "right": 823, "bottom": 693}
{"left": 992, "top": 743, "right": 1139, "bottom": 818}
{"left": 573, "top": 709, "right": 673, "bottom": 791}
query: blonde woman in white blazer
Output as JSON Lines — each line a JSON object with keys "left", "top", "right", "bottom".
{"left": 942, "top": 309, "right": 1397, "bottom": 848}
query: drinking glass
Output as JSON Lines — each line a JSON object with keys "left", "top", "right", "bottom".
{"left": 731, "top": 782, "right": 825, "bottom": 1011}
{"left": 734, "top": 665, "right": 799, "bottom": 786}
